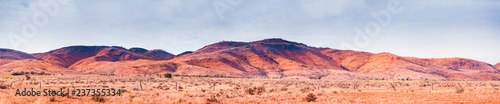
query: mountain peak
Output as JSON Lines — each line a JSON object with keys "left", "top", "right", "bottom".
{"left": 177, "top": 51, "right": 193, "bottom": 56}
{"left": 129, "top": 47, "right": 149, "bottom": 54}
{"left": 144, "top": 49, "right": 175, "bottom": 60}
{"left": 48, "top": 46, "right": 109, "bottom": 54}
{"left": 195, "top": 38, "right": 308, "bottom": 53}
{"left": 34, "top": 46, "right": 112, "bottom": 67}
{"left": 195, "top": 41, "right": 248, "bottom": 53}
{"left": 255, "top": 38, "right": 288, "bottom": 43}
{"left": 0, "top": 48, "right": 36, "bottom": 60}
{"left": 0, "top": 48, "right": 16, "bottom": 52}
{"left": 33, "top": 45, "right": 174, "bottom": 67}
{"left": 253, "top": 38, "right": 305, "bottom": 46}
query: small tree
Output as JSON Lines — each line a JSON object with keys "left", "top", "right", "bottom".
{"left": 164, "top": 73, "right": 172, "bottom": 78}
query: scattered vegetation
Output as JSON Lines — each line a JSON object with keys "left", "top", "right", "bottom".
{"left": 11, "top": 71, "right": 51, "bottom": 76}
{"left": 398, "top": 77, "right": 412, "bottom": 81}
{"left": 92, "top": 96, "right": 106, "bottom": 102}
{"left": 0, "top": 74, "right": 499, "bottom": 103}
{"left": 99, "top": 74, "right": 115, "bottom": 76}
{"left": 11, "top": 72, "right": 25, "bottom": 75}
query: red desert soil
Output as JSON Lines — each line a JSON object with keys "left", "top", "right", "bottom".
{"left": 0, "top": 76, "right": 499, "bottom": 104}
{"left": 1, "top": 38, "right": 499, "bottom": 80}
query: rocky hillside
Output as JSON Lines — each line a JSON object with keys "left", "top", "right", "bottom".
{"left": 1, "top": 38, "right": 499, "bottom": 80}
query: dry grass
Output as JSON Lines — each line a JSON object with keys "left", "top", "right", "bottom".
{"left": 205, "top": 95, "right": 219, "bottom": 103}
{"left": 0, "top": 75, "right": 499, "bottom": 103}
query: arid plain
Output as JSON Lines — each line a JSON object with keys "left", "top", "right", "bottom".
{"left": 1, "top": 38, "right": 500, "bottom": 103}
{"left": 0, "top": 75, "right": 499, "bottom": 104}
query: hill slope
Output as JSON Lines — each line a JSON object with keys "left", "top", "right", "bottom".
{"left": 166, "top": 38, "right": 500, "bottom": 79}
{"left": 33, "top": 46, "right": 174, "bottom": 68}
{"left": 0, "top": 38, "right": 499, "bottom": 80}
{"left": 33, "top": 46, "right": 110, "bottom": 67}
{"left": 0, "top": 48, "right": 36, "bottom": 60}
{"left": 0, "top": 59, "right": 71, "bottom": 73}
{"left": 319, "top": 48, "right": 500, "bottom": 80}
{"left": 169, "top": 39, "right": 345, "bottom": 78}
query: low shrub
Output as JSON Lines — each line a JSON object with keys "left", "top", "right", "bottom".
{"left": 92, "top": 96, "right": 106, "bottom": 102}
{"left": 206, "top": 95, "right": 219, "bottom": 103}
{"left": 0, "top": 85, "right": 8, "bottom": 89}
{"left": 164, "top": 73, "right": 172, "bottom": 78}
{"left": 455, "top": 87, "right": 464, "bottom": 93}
{"left": 303, "top": 93, "right": 317, "bottom": 102}
{"left": 246, "top": 86, "right": 265, "bottom": 95}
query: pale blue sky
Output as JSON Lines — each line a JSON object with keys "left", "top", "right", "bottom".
{"left": 0, "top": 0, "right": 499, "bottom": 64}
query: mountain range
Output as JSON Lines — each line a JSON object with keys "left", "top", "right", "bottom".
{"left": 1, "top": 38, "right": 499, "bottom": 80}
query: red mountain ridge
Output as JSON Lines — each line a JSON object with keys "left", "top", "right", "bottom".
{"left": 0, "top": 38, "right": 499, "bottom": 80}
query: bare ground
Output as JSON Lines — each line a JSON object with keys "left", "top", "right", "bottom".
{"left": 0, "top": 75, "right": 499, "bottom": 104}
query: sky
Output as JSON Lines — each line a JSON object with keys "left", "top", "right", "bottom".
{"left": 0, "top": 0, "right": 499, "bottom": 64}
